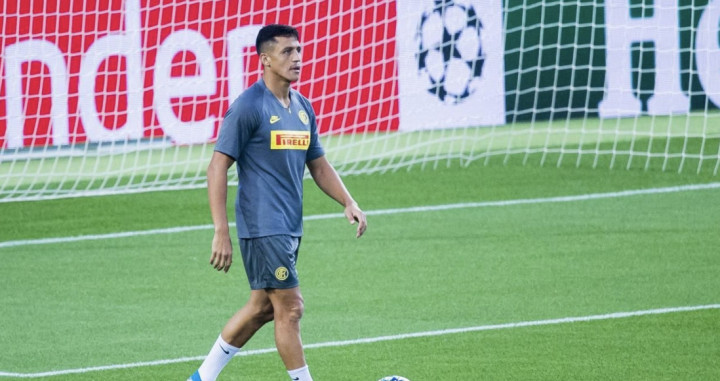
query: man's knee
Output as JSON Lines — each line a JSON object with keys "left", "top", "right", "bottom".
{"left": 246, "top": 296, "right": 274, "bottom": 325}
{"left": 285, "top": 298, "right": 304, "bottom": 322}
{"left": 256, "top": 300, "right": 275, "bottom": 324}
{"left": 274, "top": 293, "right": 304, "bottom": 323}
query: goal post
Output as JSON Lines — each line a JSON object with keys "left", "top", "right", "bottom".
{"left": 1, "top": 0, "right": 719, "bottom": 202}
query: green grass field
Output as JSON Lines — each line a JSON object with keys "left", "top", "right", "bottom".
{"left": 1, "top": 155, "right": 719, "bottom": 380}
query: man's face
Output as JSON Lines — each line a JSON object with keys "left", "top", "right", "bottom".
{"left": 262, "top": 36, "right": 302, "bottom": 83}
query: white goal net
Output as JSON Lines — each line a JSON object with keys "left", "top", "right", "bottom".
{"left": 1, "top": 0, "right": 719, "bottom": 202}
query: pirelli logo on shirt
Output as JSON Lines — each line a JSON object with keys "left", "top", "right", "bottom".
{"left": 271, "top": 130, "right": 310, "bottom": 150}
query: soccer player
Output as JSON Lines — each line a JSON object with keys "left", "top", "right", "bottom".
{"left": 187, "top": 24, "right": 367, "bottom": 381}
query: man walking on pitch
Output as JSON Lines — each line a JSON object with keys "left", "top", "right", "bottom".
{"left": 188, "top": 24, "right": 367, "bottom": 381}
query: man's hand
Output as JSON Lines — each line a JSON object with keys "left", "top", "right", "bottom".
{"left": 345, "top": 203, "right": 367, "bottom": 238}
{"left": 210, "top": 231, "right": 233, "bottom": 272}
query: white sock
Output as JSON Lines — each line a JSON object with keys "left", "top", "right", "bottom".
{"left": 288, "top": 365, "right": 313, "bottom": 381}
{"left": 197, "top": 335, "right": 241, "bottom": 381}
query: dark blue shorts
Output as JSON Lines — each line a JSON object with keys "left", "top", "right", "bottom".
{"left": 239, "top": 235, "right": 301, "bottom": 290}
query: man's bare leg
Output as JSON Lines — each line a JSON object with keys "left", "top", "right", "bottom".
{"left": 190, "top": 290, "right": 274, "bottom": 381}
{"left": 267, "top": 287, "right": 307, "bottom": 371}
{"left": 222, "top": 289, "right": 275, "bottom": 347}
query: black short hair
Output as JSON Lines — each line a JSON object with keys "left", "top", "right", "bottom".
{"left": 255, "top": 24, "right": 299, "bottom": 55}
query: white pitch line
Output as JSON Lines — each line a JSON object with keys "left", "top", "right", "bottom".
{"left": 0, "top": 224, "right": 217, "bottom": 249}
{"left": 1, "top": 303, "right": 718, "bottom": 378}
{"left": 1, "top": 182, "right": 719, "bottom": 249}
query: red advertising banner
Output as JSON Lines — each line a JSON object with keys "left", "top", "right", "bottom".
{"left": 0, "top": 0, "right": 399, "bottom": 148}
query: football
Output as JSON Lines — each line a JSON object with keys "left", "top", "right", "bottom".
{"left": 378, "top": 377, "right": 411, "bottom": 381}
{"left": 416, "top": 0, "right": 485, "bottom": 104}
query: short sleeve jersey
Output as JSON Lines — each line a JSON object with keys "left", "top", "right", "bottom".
{"left": 214, "top": 79, "right": 325, "bottom": 238}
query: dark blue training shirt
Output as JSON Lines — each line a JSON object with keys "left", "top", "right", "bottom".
{"left": 214, "top": 79, "right": 325, "bottom": 238}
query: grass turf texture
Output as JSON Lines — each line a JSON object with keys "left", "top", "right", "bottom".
{"left": 1, "top": 159, "right": 719, "bottom": 380}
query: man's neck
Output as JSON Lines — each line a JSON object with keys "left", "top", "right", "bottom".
{"left": 263, "top": 73, "right": 292, "bottom": 106}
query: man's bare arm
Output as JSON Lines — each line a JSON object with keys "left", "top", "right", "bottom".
{"left": 306, "top": 155, "right": 367, "bottom": 238}
{"left": 207, "top": 151, "right": 236, "bottom": 272}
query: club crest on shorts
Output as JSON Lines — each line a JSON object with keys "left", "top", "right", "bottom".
{"left": 275, "top": 266, "right": 289, "bottom": 281}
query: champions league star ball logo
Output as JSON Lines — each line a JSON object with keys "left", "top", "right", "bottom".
{"left": 416, "top": 0, "right": 485, "bottom": 104}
